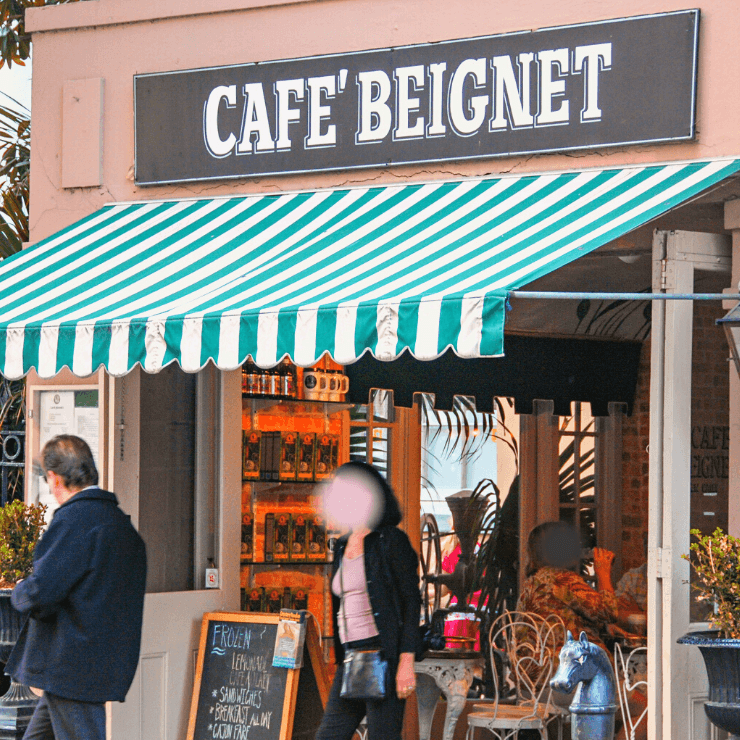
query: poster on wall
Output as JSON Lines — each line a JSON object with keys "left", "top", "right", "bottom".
{"left": 35, "top": 390, "right": 100, "bottom": 517}
{"left": 135, "top": 10, "right": 699, "bottom": 185}
{"left": 690, "top": 423, "right": 729, "bottom": 621}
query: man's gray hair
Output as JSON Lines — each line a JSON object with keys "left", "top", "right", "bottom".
{"left": 42, "top": 435, "right": 99, "bottom": 490}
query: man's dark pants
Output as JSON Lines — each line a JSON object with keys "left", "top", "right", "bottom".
{"left": 23, "top": 692, "right": 105, "bottom": 740}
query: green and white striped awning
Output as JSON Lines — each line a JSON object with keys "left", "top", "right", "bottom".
{"left": 1, "top": 158, "right": 739, "bottom": 379}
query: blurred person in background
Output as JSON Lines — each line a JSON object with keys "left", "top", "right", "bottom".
{"left": 517, "top": 521, "right": 617, "bottom": 652}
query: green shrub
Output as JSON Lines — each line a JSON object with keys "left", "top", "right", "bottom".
{"left": 0, "top": 500, "right": 46, "bottom": 588}
{"left": 684, "top": 528, "right": 740, "bottom": 639}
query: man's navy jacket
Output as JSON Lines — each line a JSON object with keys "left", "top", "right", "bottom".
{"left": 5, "top": 487, "right": 147, "bottom": 703}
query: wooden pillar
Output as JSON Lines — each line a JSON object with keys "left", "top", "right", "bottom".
{"left": 518, "top": 399, "right": 559, "bottom": 589}
{"left": 596, "top": 404, "right": 624, "bottom": 579}
{"left": 391, "top": 405, "right": 422, "bottom": 551}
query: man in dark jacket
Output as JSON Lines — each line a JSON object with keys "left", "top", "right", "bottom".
{"left": 5, "top": 434, "right": 147, "bottom": 740}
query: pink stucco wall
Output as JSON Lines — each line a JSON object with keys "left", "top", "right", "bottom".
{"left": 24, "top": 0, "right": 740, "bottom": 241}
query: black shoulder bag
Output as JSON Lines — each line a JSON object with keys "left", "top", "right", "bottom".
{"left": 338, "top": 554, "right": 389, "bottom": 700}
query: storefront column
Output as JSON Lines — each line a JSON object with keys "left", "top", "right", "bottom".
{"left": 724, "top": 201, "right": 740, "bottom": 538}
{"left": 648, "top": 230, "right": 731, "bottom": 740}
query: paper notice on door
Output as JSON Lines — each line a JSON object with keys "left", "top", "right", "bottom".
{"left": 36, "top": 390, "right": 100, "bottom": 516}
{"left": 37, "top": 391, "right": 75, "bottom": 513}
{"left": 39, "top": 391, "right": 75, "bottom": 446}
{"left": 74, "top": 406, "right": 99, "bottom": 469}
{"left": 38, "top": 391, "right": 99, "bottom": 467}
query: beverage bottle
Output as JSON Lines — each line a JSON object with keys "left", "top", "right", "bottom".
{"left": 244, "top": 360, "right": 260, "bottom": 396}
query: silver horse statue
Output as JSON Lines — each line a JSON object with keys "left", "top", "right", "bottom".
{"left": 550, "top": 630, "right": 618, "bottom": 740}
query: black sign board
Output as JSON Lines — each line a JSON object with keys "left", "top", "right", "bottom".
{"left": 187, "top": 613, "right": 300, "bottom": 740}
{"left": 134, "top": 10, "right": 699, "bottom": 185}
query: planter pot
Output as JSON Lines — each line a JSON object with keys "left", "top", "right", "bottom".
{"left": 0, "top": 590, "right": 38, "bottom": 740}
{"left": 0, "top": 590, "right": 25, "bottom": 663}
{"left": 678, "top": 630, "right": 740, "bottom": 737}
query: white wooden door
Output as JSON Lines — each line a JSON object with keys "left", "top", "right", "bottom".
{"left": 108, "top": 368, "right": 241, "bottom": 740}
{"left": 648, "top": 231, "right": 730, "bottom": 740}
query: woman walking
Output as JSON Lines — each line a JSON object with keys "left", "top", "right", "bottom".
{"left": 316, "top": 461, "right": 422, "bottom": 740}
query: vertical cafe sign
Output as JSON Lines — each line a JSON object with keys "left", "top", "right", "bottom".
{"left": 134, "top": 10, "right": 699, "bottom": 185}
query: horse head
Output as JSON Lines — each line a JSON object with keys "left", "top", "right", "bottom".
{"left": 550, "top": 630, "right": 602, "bottom": 694}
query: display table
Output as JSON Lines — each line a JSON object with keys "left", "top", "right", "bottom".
{"left": 415, "top": 651, "right": 484, "bottom": 740}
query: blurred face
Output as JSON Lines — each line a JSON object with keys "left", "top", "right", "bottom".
{"left": 542, "top": 526, "right": 582, "bottom": 569}
{"left": 323, "top": 469, "right": 383, "bottom": 531}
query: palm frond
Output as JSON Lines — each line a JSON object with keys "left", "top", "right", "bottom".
{"left": 0, "top": 0, "right": 84, "bottom": 69}
{"left": 0, "top": 99, "right": 29, "bottom": 258}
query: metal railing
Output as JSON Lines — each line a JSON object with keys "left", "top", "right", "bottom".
{"left": 0, "top": 430, "right": 24, "bottom": 506}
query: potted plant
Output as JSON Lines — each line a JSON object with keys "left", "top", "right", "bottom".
{"left": 0, "top": 499, "right": 46, "bottom": 737}
{"left": 679, "top": 527, "right": 740, "bottom": 736}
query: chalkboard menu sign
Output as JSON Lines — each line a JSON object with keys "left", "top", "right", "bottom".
{"left": 187, "top": 613, "right": 300, "bottom": 740}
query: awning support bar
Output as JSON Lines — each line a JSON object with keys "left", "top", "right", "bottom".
{"left": 508, "top": 291, "right": 740, "bottom": 301}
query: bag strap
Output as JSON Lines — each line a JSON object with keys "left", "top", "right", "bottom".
{"left": 339, "top": 552, "right": 350, "bottom": 648}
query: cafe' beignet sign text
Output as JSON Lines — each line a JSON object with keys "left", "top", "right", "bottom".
{"left": 134, "top": 10, "right": 698, "bottom": 185}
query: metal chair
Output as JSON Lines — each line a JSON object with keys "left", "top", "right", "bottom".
{"left": 466, "top": 611, "right": 567, "bottom": 740}
{"left": 355, "top": 719, "right": 368, "bottom": 740}
{"left": 614, "top": 641, "right": 648, "bottom": 740}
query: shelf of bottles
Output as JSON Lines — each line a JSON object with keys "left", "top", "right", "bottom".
{"left": 242, "top": 358, "right": 351, "bottom": 404}
{"left": 240, "top": 358, "right": 350, "bottom": 657}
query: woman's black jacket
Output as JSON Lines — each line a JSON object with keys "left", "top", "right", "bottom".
{"left": 331, "top": 525, "right": 423, "bottom": 674}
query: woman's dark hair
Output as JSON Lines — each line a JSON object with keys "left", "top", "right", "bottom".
{"left": 526, "top": 521, "right": 581, "bottom": 576}
{"left": 333, "top": 461, "right": 402, "bottom": 529}
{"left": 42, "top": 434, "right": 99, "bottom": 490}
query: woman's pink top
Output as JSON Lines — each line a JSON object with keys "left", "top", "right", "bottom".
{"left": 332, "top": 553, "right": 380, "bottom": 644}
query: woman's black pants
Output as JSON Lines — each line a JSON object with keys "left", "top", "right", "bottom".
{"left": 315, "top": 662, "right": 406, "bottom": 740}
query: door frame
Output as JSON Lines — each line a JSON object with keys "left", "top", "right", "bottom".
{"left": 108, "top": 367, "right": 241, "bottom": 740}
{"left": 647, "top": 230, "right": 731, "bottom": 740}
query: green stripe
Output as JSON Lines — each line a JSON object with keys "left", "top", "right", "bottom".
{"left": 55, "top": 325, "right": 76, "bottom": 373}
{"left": 201, "top": 316, "right": 221, "bottom": 368}
{"left": 238, "top": 313, "right": 259, "bottom": 365}
{"left": 22, "top": 326, "right": 40, "bottom": 376}
{"left": 162, "top": 319, "right": 184, "bottom": 367}
{"left": 480, "top": 294, "right": 505, "bottom": 356}
{"left": 315, "top": 306, "right": 337, "bottom": 360}
{"left": 127, "top": 320, "right": 147, "bottom": 370}
{"left": 355, "top": 303, "right": 379, "bottom": 359}
{"left": 91, "top": 323, "right": 111, "bottom": 373}
{"left": 437, "top": 296, "right": 463, "bottom": 353}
